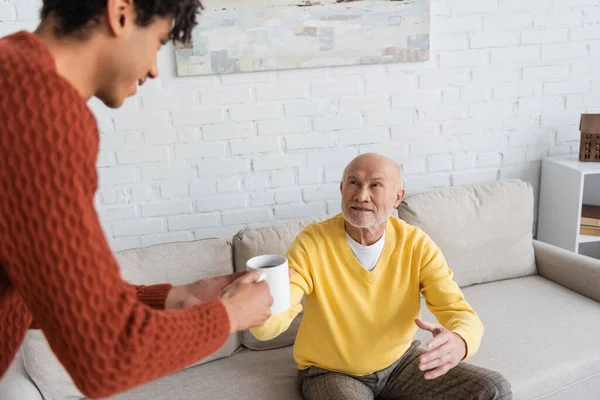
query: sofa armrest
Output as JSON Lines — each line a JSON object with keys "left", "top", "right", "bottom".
{"left": 533, "top": 239, "right": 600, "bottom": 303}
{"left": 0, "top": 349, "right": 43, "bottom": 400}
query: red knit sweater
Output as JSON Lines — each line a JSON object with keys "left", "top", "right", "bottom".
{"left": 0, "top": 32, "right": 230, "bottom": 398}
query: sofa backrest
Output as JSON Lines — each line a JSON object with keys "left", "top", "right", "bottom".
{"left": 397, "top": 179, "right": 537, "bottom": 288}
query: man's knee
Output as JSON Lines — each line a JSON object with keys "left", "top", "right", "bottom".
{"left": 479, "top": 370, "right": 512, "bottom": 400}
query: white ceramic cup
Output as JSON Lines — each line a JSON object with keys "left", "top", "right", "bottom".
{"left": 246, "top": 254, "right": 291, "bottom": 315}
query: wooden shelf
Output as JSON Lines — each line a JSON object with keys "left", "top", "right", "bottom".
{"left": 577, "top": 234, "right": 600, "bottom": 244}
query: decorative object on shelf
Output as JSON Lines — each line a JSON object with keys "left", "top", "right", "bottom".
{"left": 580, "top": 204, "right": 600, "bottom": 236}
{"left": 579, "top": 114, "right": 600, "bottom": 162}
{"left": 174, "top": 0, "right": 430, "bottom": 76}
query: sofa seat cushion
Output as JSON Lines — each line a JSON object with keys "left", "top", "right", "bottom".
{"left": 398, "top": 179, "right": 536, "bottom": 288}
{"left": 113, "top": 346, "right": 302, "bottom": 400}
{"left": 415, "top": 276, "right": 600, "bottom": 400}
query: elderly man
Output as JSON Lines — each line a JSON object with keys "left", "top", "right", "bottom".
{"left": 250, "top": 153, "right": 512, "bottom": 399}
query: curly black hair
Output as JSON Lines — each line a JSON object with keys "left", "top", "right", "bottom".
{"left": 40, "top": 0, "right": 203, "bottom": 43}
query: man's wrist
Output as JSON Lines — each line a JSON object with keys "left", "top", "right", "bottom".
{"left": 165, "top": 285, "right": 188, "bottom": 310}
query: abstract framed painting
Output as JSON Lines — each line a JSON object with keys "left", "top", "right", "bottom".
{"left": 174, "top": 0, "right": 430, "bottom": 76}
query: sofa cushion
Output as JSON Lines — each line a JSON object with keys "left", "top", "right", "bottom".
{"left": 397, "top": 179, "right": 536, "bottom": 288}
{"left": 112, "top": 346, "right": 303, "bottom": 400}
{"left": 233, "top": 218, "right": 321, "bottom": 350}
{"left": 415, "top": 276, "right": 600, "bottom": 400}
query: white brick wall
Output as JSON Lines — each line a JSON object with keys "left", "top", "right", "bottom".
{"left": 5, "top": 0, "right": 600, "bottom": 250}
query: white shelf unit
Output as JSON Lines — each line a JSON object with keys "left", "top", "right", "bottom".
{"left": 538, "top": 155, "right": 600, "bottom": 258}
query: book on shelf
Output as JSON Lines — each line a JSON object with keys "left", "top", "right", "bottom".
{"left": 581, "top": 204, "right": 600, "bottom": 230}
{"left": 580, "top": 225, "right": 600, "bottom": 236}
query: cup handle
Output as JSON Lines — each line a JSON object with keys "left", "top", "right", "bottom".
{"left": 256, "top": 272, "right": 267, "bottom": 283}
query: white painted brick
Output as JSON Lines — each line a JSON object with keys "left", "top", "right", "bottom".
{"left": 509, "top": 133, "right": 546, "bottom": 147}
{"left": 583, "top": 8, "right": 600, "bottom": 24}
{"left": 366, "top": 75, "right": 418, "bottom": 94}
{"left": 141, "top": 88, "right": 196, "bottom": 111}
{"left": 142, "top": 200, "right": 193, "bottom": 217}
{"left": 493, "top": 83, "right": 536, "bottom": 99}
{"left": 130, "top": 184, "right": 161, "bottom": 202}
{"left": 201, "top": 87, "right": 252, "bottom": 105}
{"left": 174, "top": 142, "right": 226, "bottom": 160}
{"left": 419, "top": 70, "right": 469, "bottom": 89}
{"left": 398, "top": 157, "right": 426, "bottom": 175}
{"left": 143, "top": 127, "right": 177, "bottom": 145}
{"left": 231, "top": 137, "right": 280, "bottom": 155}
{"left": 274, "top": 203, "right": 326, "bottom": 219}
{"left": 285, "top": 133, "right": 334, "bottom": 150}
{"left": 97, "top": 152, "right": 114, "bottom": 167}
{"left": 114, "top": 112, "right": 168, "bottom": 131}
{"left": 390, "top": 124, "right": 439, "bottom": 140}
{"left": 114, "top": 219, "right": 165, "bottom": 237}
{"left": 142, "top": 162, "right": 194, "bottom": 181}
{"left": 299, "top": 168, "right": 322, "bottom": 185}
{"left": 502, "top": 149, "right": 526, "bottom": 165}
{"left": 304, "top": 185, "right": 340, "bottom": 201}
{"left": 431, "top": 34, "right": 467, "bottom": 51}
{"left": 15, "top": 0, "right": 39, "bottom": 19}
{"left": 410, "top": 140, "right": 455, "bottom": 156}
{"left": 404, "top": 173, "right": 451, "bottom": 192}
{"left": 109, "top": 237, "right": 140, "bottom": 252}
{"left": 439, "top": 50, "right": 487, "bottom": 68}
{"left": 327, "top": 200, "right": 342, "bottom": 215}
{"left": 96, "top": 117, "right": 115, "bottom": 133}
{"left": 500, "top": 0, "right": 548, "bottom": 10}
{"left": 454, "top": 154, "right": 477, "bottom": 170}
{"left": 453, "top": 170, "right": 498, "bottom": 185}
{"left": 461, "top": 86, "right": 492, "bottom": 102}
{"left": 141, "top": 232, "right": 194, "bottom": 247}
{"left": 585, "top": 92, "right": 600, "bottom": 108}
{"left": 572, "top": 25, "right": 600, "bottom": 41}
{"left": 443, "top": 88, "right": 461, "bottom": 104}
{"left": 484, "top": 14, "right": 532, "bottom": 30}
{"left": 458, "top": 134, "right": 507, "bottom": 151}
{"left": 194, "top": 226, "right": 242, "bottom": 240}
{"left": 556, "top": 125, "right": 580, "bottom": 142}
{"left": 540, "top": 110, "right": 582, "bottom": 127}
{"left": 117, "top": 147, "right": 169, "bottom": 164}
{"left": 522, "top": 65, "right": 567, "bottom": 81}
{"left": 229, "top": 104, "right": 280, "bottom": 122}
{"left": 256, "top": 84, "right": 307, "bottom": 101}
{"left": 176, "top": 127, "right": 200, "bottom": 143}
{"left": 197, "top": 158, "right": 249, "bottom": 177}
{"left": 431, "top": 16, "right": 479, "bottom": 33}
{"left": 522, "top": 29, "right": 569, "bottom": 44}
{"left": 278, "top": 68, "right": 327, "bottom": 81}
{"left": 258, "top": 118, "right": 307, "bottom": 136}
{"left": 544, "top": 79, "right": 590, "bottom": 95}
{"left": 160, "top": 182, "right": 189, "bottom": 198}
{"left": 222, "top": 208, "right": 272, "bottom": 226}
{"left": 549, "top": 145, "right": 571, "bottom": 156}
{"left": 271, "top": 169, "right": 295, "bottom": 188}
{"left": 392, "top": 91, "right": 441, "bottom": 108}
{"left": 365, "top": 110, "right": 414, "bottom": 126}
{"left": 251, "top": 192, "right": 276, "bottom": 207}
{"left": 97, "top": 205, "right": 137, "bottom": 222}
{"left": 275, "top": 189, "right": 302, "bottom": 204}
{"left": 525, "top": 146, "right": 549, "bottom": 161}
{"left": 470, "top": 31, "right": 518, "bottom": 48}
{"left": 166, "top": 75, "right": 216, "bottom": 89}
{"left": 172, "top": 109, "right": 224, "bottom": 126}
{"left": 190, "top": 179, "right": 217, "bottom": 198}
{"left": 360, "top": 143, "right": 408, "bottom": 164}
{"left": 335, "top": 129, "right": 387, "bottom": 146}
{"left": 518, "top": 97, "right": 564, "bottom": 113}
{"left": 542, "top": 42, "right": 587, "bottom": 60}
{"left": 452, "top": 0, "right": 498, "bottom": 13}
{"left": 325, "top": 166, "right": 345, "bottom": 183}
{"left": 244, "top": 172, "right": 271, "bottom": 190}
{"left": 0, "top": 3, "right": 15, "bottom": 21}
{"left": 566, "top": 94, "right": 585, "bottom": 110}
{"left": 203, "top": 123, "right": 253, "bottom": 140}
{"left": 333, "top": 64, "right": 383, "bottom": 76}
{"left": 313, "top": 115, "right": 361, "bottom": 131}
{"left": 472, "top": 65, "right": 519, "bottom": 84}
{"left": 442, "top": 119, "right": 480, "bottom": 135}
{"left": 312, "top": 78, "right": 362, "bottom": 97}
{"left": 306, "top": 148, "right": 357, "bottom": 167}
{"left": 217, "top": 177, "right": 241, "bottom": 193}
{"left": 490, "top": 46, "right": 540, "bottom": 64}
{"left": 478, "top": 153, "right": 503, "bottom": 167}
{"left": 197, "top": 195, "right": 247, "bottom": 212}
{"left": 417, "top": 106, "right": 468, "bottom": 122}
{"left": 535, "top": 10, "right": 582, "bottom": 27}
{"left": 252, "top": 154, "right": 304, "bottom": 171}
{"left": 100, "top": 131, "right": 144, "bottom": 151}
{"left": 284, "top": 100, "right": 335, "bottom": 117}
{"left": 427, "top": 155, "right": 452, "bottom": 172}
{"left": 339, "top": 96, "right": 388, "bottom": 113}
{"left": 101, "top": 186, "right": 128, "bottom": 204}
{"left": 99, "top": 167, "right": 137, "bottom": 185}
{"left": 221, "top": 71, "right": 274, "bottom": 85}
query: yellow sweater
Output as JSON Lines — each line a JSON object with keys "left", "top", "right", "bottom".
{"left": 250, "top": 214, "right": 484, "bottom": 376}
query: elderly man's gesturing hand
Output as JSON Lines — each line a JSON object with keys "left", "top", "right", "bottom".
{"left": 415, "top": 318, "right": 467, "bottom": 380}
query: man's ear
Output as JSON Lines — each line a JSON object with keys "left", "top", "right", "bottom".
{"left": 393, "top": 188, "right": 405, "bottom": 208}
{"left": 106, "top": 0, "right": 135, "bottom": 37}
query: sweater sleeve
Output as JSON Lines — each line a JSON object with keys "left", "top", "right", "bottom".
{"left": 0, "top": 95, "right": 230, "bottom": 398}
{"left": 249, "top": 231, "right": 313, "bottom": 341}
{"left": 417, "top": 232, "right": 484, "bottom": 359}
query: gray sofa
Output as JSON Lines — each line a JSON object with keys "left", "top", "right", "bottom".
{"left": 1, "top": 179, "right": 599, "bottom": 400}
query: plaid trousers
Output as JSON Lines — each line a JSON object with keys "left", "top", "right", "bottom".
{"left": 298, "top": 341, "right": 512, "bottom": 400}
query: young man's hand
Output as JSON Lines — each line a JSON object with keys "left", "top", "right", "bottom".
{"left": 165, "top": 272, "right": 246, "bottom": 309}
